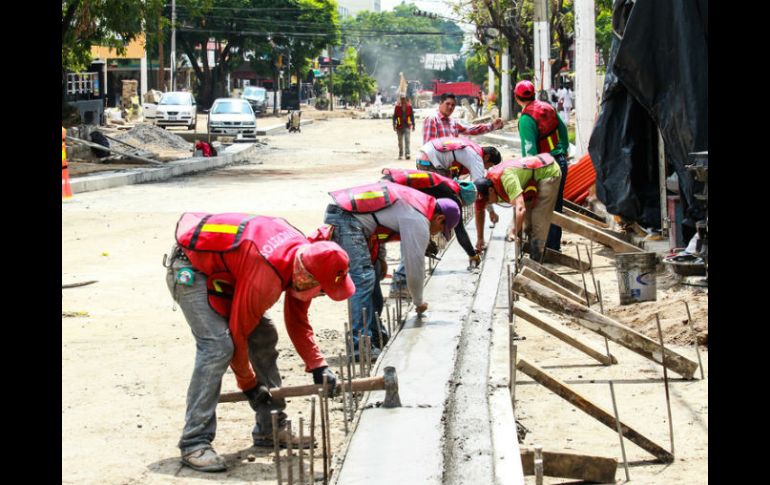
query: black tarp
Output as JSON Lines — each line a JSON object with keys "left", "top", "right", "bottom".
{"left": 588, "top": 0, "right": 708, "bottom": 231}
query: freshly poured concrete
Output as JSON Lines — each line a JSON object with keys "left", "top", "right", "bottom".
{"left": 333, "top": 207, "right": 524, "bottom": 485}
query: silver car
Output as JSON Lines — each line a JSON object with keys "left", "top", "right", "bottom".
{"left": 241, "top": 86, "right": 267, "bottom": 114}
{"left": 156, "top": 91, "right": 197, "bottom": 130}
{"left": 208, "top": 98, "right": 257, "bottom": 138}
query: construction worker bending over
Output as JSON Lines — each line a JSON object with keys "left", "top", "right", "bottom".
{"left": 165, "top": 212, "right": 355, "bottom": 472}
{"left": 381, "top": 169, "right": 480, "bottom": 301}
{"left": 322, "top": 181, "right": 460, "bottom": 360}
{"left": 473, "top": 154, "right": 562, "bottom": 260}
{"left": 514, "top": 80, "right": 570, "bottom": 253}
{"left": 415, "top": 136, "right": 501, "bottom": 181}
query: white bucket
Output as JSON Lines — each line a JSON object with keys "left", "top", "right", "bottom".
{"left": 616, "top": 252, "right": 657, "bottom": 305}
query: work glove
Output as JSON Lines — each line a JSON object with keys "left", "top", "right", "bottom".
{"left": 243, "top": 383, "right": 272, "bottom": 411}
{"left": 312, "top": 366, "right": 338, "bottom": 397}
{"left": 425, "top": 240, "right": 439, "bottom": 259}
{"left": 468, "top": 253, "right": 481, "bottom": 269}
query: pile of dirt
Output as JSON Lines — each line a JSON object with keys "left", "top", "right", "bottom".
{"left": 111, "top": 124, "right": 193, "bottom": 161}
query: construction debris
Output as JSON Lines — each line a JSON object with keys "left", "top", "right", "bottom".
{"left": 520, "top": 448, "right": 617, "bottom": 483}
{"left": 111, "top": 123, "right": 193, "bottom": 161}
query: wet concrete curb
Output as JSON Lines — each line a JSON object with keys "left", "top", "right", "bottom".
{"left": 69, "top": 143, "right": 259, "bottom": 194}
{"left": 475, "top": 131, "right": 522, "bottom": 151}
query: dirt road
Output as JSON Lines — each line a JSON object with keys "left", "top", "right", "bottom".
{"left": 62, "top": 113, "right": 707, "bottom": 484}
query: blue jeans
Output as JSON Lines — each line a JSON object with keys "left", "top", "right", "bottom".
{"left": 546, "top": 154, "right": 569, "bottom": 252}
{"left": 324, "top": 205, "right": 387, "bottom": 351}
{"left": 166, "top": 250, "right": 286, "bottom": 455}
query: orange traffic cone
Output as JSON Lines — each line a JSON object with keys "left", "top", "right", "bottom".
{"left": 62, "top": 127, "right": 73, "bottom": 199}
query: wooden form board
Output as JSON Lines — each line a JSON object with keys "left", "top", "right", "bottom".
{"left": 520, "top": 448, "right": 617, "bottom": 483}
{"left": 514, "top": 304, "right": 617, "bottom": 365}
{"left": 520, "top": 266, "right": 586, "bottom": 306}
{"left": 517, "top": 357, "right": 674, "bottom": 463}
{"left": 563, "top": 207, "right": 609, "bottom": 228}
{"left": 521, "top": 257, "right": 597, "bottom": 303}
{"left": 513, "top": 274, "right": 697, "bottom": 379}
{"left": 551, "top": 211, "right": 642, "bottom": 253}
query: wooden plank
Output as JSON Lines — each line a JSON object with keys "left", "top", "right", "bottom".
{"left": 563, "top": 199, "right": 605, "bottom": 222}
{"left": 563, "top": 207, "right": 609, "bottom": 228}
{"left": 514, "top": 304, "right": 617, "bottom": 365}
{"left": 513, "top": 274, "right": 697, "bottom": 379}
{"left": 521, "top": 258, "right": 597, "bottom": 303}
{"left": 520, "top": 266, "right": 586, "bottom": 305}
{"left": 517, "top": 357, "right": 674, "bottom": 463}
{"left": 65, "top": 135, "right": 164, "bottom": 165}
{"left": 520, "top": 448, "right": 617, "bottom": 483}
{"left": 523, "top": 244, "right": 591, "bottom": 272}
{"left": 551, "top": 211, "right": 642, "bottom": 253}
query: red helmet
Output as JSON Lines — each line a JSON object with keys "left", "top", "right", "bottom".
{"left": 514, "top": 80, "right": 535, "bottom": 99}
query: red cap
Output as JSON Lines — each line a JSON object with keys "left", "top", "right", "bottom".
{"left": 514, "top": 80, "right": 535, "bottom": 99}
{"left": 300, "top": 241, "right": 355, "bottom": 301}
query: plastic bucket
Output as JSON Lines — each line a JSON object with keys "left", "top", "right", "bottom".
{"left": 615, "top": 252, "right": 657, "bottom": 305}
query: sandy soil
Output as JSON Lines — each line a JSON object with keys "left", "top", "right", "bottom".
{"left": 62, "top": 114, "right": 707, "bottom": 484}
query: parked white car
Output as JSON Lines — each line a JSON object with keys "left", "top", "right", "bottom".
{"left": 207, "top": 98, "right": 257, "bottom": 138}
{"left": 156, "top": 91, "right": 197, "bottom": 130}
{"left": 241, "top": 86, "right": 268, "bottom": 114}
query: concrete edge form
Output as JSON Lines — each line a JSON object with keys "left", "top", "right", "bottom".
{"left": 256, "top": 118, "right": 314, "bottom": 135}
{"left": 69, "top": 143, "right": 259, "bottom": 194}
{"left": 475, "top": 132, "right": 522, "bottom": 151}
{"left": 332, "top": 207, "right": 524, "bottom": 485}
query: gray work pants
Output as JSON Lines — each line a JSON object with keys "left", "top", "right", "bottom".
{"left": 397, "top": 129, "right": 411, "bottom": 157}
{"left": 166, "top": 250, "right": 286, "bottom": 455}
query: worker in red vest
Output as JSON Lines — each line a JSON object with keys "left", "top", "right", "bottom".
{"left": 514, "top": 80, "right": 570, "bottom": 252}
{"left": 392, "top": 93, "right": 415, "bottom": 159}
{"left": 322, "top": 182, "right": 460, "bottom": 360}
{"left": 473, "top": 154, "right": 562, "bottom": 260}
{"left": 165, "top": 213, "right": 355, "bottom": 472}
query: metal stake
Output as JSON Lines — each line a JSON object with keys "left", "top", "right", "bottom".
{"left": 609, "top": 381, "right": 631, "bottom": 481}
{"left": 507, "top": 264, "right": 513, "bottom": 323}
{"left": 585, "top": 243, "right": 599, "bottom": 305}
{"left": 346, "top": 347, "right": 357, "bottom": 411}
{"left": 286, "top": 419, "right": 294, "bottom": 485}
{"left": 272, "top": 410, "right": 282, "bottom": 485}
{"left": 655, "top": 313, "right": 675, "bottom": 457}
{"left": 318, "top": 389, "right": 328, "bottom": 485}
{"left": 309, "top": 397, "right": 316, "bottom": 485}
{"left": 298, "top": 418, "right": 305, "bottom": 485}
{"left": 684, "top": 301, "right": 705, "bottom": 379}
{"left": 338, "top": 353, "right": 349, "bottom": 435}
{"left": 597, "top": 280, "right": 611, "bottom": 360}
{"left": 358, "top": 331, "right": 364, "bottom": 376}
{"left": 510, "top": 342, "right": 518, "bottom": 411}
{"left": 365, "top": 335, "right": 373, "bottom": 376}
{"left": 375, "top": 312, "right": 384, "bottom": 351}
{"left": 386, "top": 304, "right": 392, "bottom": 337}
{"left": 575, "top": 245, "right": 591, "bottom": 307}
{"left": 322, "top": 379, "right": 332, "bottom": 476}
{"left": 534, "top": 444, "right": 544, "bottom": 485}
{"left": 362, "top": 307, "right": 368, "bottom": 346}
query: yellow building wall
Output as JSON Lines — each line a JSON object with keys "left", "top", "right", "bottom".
{"left": 91, "top": 33, "right": 146, "bottom": 60}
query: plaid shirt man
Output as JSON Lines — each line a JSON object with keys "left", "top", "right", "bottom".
{"left": 422, "top": 111, "right": 495, "bottom": 144}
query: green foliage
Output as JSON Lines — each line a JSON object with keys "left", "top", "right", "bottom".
{"left": 61, "top": 0, "right": 164, "bottom": 74}
{"left": 333, "top": 47, "right": 376, "bottom": 105}
{"left": 342, "top": 3, "right": 465, "bottom": 90}
{"left": 465, "top": 49, "right": 489, "bottom": 87}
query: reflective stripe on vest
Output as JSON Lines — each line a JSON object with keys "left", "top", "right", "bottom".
{"left": 382, "top": 168, "right": 461, "bottom": 194}
{"left": 175, "top": 213, "right": 305, "bottom": 287}
{"left": 330, "top": 181, "right": 436, "bottom": 220}
{"left": 522, "top": 100, "right": 560, "bottom": 154}
{"left": 507, "top": 153, "right": 556, "bottom": 169}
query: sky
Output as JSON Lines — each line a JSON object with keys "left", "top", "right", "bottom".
{"left": 380, "top": 0, "right": 458, "bottom": 16}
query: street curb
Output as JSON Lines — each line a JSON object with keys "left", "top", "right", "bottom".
{"left": 256, "top": 118, "right": 314, "bottom": 135}
{"left": 475, "top": 131, "right": 521, "bottom": 151}
{"left": 69, "top": 143, "right": 259, "bottom": 194}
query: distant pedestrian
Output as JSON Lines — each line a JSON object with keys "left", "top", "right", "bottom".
{"left": 375, "top": 92, "right": 383, "bottom": 111}
{"left": 476, "top": 90, "right": 484, "bottom": 117}
{"left": 393, "top": 94, "right": 415, "bottom": 159}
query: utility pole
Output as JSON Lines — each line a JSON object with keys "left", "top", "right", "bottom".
{"left": 158, "top": 16, "right": 165, "bottom": 90}
{"left": 533, "top": 0, "right": 551, "bottom": 94}
{"left": 574, "top": 0, "right": 597, "bottom": 155}
{"left": 170, "top": 0, "right": 177, "bottom": 91}
{"left": 501, "top": 45, "right": 511, "bottom": 120}
{"left": 329, "top": 46, "right": 334, "bottom": 111}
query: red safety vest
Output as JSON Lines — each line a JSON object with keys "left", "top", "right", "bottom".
{"left": 522, "top": 100, "right": 560, "bottom": 154}
{"left": 486, "top": 155, "right": 556, "bottom": 204}
{"left": 175, "top": 213, "right": 306, "bottom": 317}
{"left": 62, "top": 127, "right": 67, "bottom": 169}
{"left": 430, "top": 137, "right": 483, "bottom": 177}
{"left": 382, "top": 168, "right": 461, "bottom": 194}
{"left": 393, "top": 104, "right": 413, "bottom": 129}
{"left": 330, "top": 181, "right": 436, "bottom": 261}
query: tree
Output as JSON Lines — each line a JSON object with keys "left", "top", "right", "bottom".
{"left": 333, "top": 47, "right": 375, "bottom": 106}
{"left": 61, "top": 0, "right": 163, "bottom": 106}
{"left": 342, "top": 4, "right": 465, "bottom": 91}
{"left": 174, "top": 0, "right": 339, "bottom": 107}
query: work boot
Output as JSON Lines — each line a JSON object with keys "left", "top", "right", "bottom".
{"left": 253, "top": 422, "right": 314, "bottom": 449}
{"left": 181, "top": 447, "right": 227, "bottom": 472}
